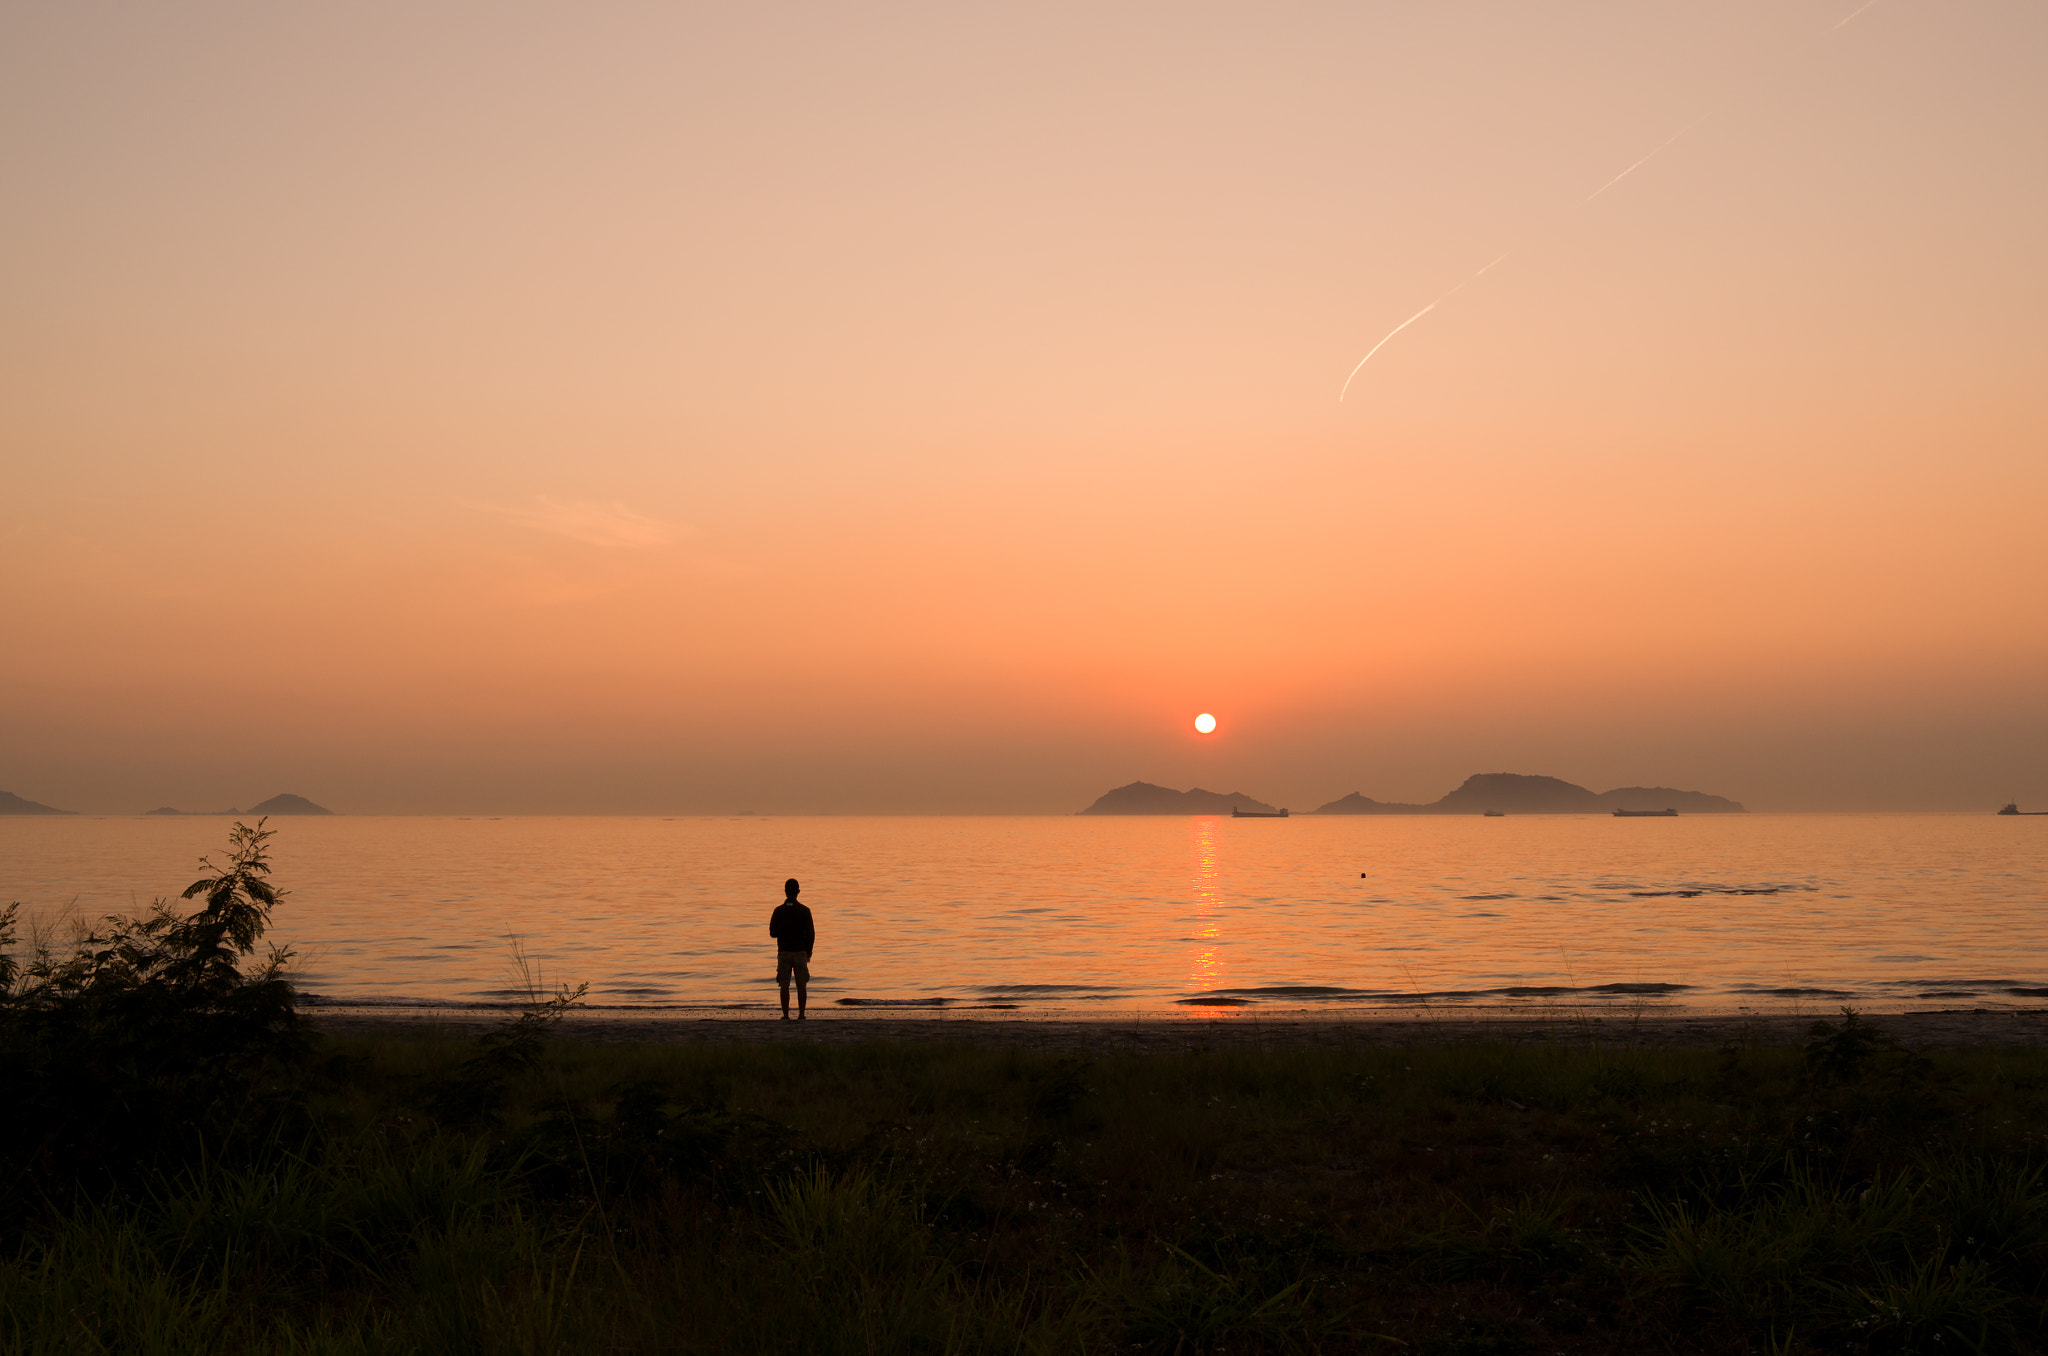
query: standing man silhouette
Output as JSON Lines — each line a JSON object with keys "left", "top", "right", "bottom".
{"left": 769, "top": 878, "right": 816, "bottom": 1021}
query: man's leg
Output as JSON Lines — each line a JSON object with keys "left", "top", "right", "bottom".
{"left": 795, "top": 956, "right": 809, "bottom": 1019}
{"left": 777, "top": 954, "right": 792, "bottom": 1018}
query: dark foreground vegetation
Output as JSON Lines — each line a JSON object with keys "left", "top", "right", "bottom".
{"left": 6, "top": 829, "right": 2048, "bottom": 1353}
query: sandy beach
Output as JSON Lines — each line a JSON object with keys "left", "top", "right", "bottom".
{"left": 306, "top": 1003, "right": 2048, "bottom": 1053}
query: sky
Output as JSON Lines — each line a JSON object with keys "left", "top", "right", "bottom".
{"left": 3, "top": 0, "right": 2044, "bottom": 815}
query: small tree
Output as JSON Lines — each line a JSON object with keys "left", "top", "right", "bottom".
{"left": 0, "top": 902, "right": 19, "bottom": 996}
{"left": 13, "top": 819, "right": 292, "bottom": 1006}
{"left": 0, "top": 820, "right": 310, "bottom": 1202}
{"left": 168, "top": 818, "right": 291, "bottom": 992}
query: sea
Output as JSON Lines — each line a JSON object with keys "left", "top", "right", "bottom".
{"left": 2, "top": 813, "right": 2043, "bottom": 1017}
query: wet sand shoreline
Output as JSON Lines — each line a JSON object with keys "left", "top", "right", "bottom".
{"left": 307, "top": 1005, "right": 2048, "bottom": 1053}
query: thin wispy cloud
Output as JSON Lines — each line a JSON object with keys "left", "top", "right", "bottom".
{"left": 477, "top": 496, "right": 680, "bottom": 549}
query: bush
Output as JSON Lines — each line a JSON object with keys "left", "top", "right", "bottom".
{"left": 0, "top": 820, "right": 312, "bottom": 1207}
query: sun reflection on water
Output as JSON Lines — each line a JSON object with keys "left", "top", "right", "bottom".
{"left": 1186, "top": 816, "right": 1228, "bottom": 1001}
{"left": 5, "top": 815, "right": 2040, "bottom": 1014}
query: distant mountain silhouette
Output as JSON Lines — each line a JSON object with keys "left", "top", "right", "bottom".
{"left": 144, "top": 806, "right": 242, "bottom": 816}
{"left": 1313, "top": 773, "right": 1744, "bottom": 815}
{"left": 1433, "top": 774, "right": 1608, "bottom": 814}
{"left": 1078, "top": 782, "right": 1279, "bottom": 815}
{"left": 247, "top": 793, "right": 334, "bottom": 816}
{"left": 0, "top": 790, "right": 74, "bottom": 816}
{"left": 1312, "top": 792, "right": 1426, "bottom": 814}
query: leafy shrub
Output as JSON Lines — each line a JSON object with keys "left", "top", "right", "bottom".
{"left": 0, "top": 821, "right": 312, "bottom": 1205}
{"left": 1804, "top": 1007, "right": 1896, "bottom": 1086}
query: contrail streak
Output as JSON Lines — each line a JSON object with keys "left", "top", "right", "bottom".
{"left": 1338, "top": 304, "right": 1437, "bottom": 402}
{"left": 1336, "top": 0, "right": 1884, "bottom": 402}
{"left": 1581, "top": 110, "right": 1717, "bottom": 205}
{"left": 1338, "top": 107, "right": 1710, "bottom": 401}
{"left": 1338, "top": 254, "right": 1506, "bottom": 401}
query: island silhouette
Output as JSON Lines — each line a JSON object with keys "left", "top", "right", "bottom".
{"left": 1313, "top": 773, "right": 1744, "bottom": 815}
{"left": 1078, "top": 773, "right": 1744, "bottom": 815}
{"left": 143, "top": 793, "right": 334, "bottom": 816}
{"left": 1078, "top": 782, "right": 1279, "bottom": 815}
{"left": 0, "top": 790, "right": 75, "bottom": 815}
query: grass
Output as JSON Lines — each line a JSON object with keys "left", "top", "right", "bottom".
{"left": 6, "top": 1017, "right": 2048, "bottom": 1354}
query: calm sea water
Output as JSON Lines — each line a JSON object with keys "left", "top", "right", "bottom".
{"left": 3, "top": 814, "right": 2044, "bottom": 1015}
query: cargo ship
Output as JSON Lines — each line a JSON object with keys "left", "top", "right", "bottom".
{"left": 1231, "top": 807, "right": 1289, "bottom": 818}
{"left": 1613, "top": 808, "right": 1679, "bottom": 818}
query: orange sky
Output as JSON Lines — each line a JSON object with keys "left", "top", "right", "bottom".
{"left": 4, "top": 1, "right": 2044, "bottom": 814}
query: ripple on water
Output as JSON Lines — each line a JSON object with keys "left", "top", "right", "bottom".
{"left": 0, "top": 814, "right": 2041, "bottom": 1012}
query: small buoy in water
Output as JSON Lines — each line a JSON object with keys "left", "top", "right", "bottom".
{"left": 1360, "top": 872, "right": 1367, "bottom": 878}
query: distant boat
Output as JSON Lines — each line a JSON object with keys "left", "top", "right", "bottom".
{"left": 1483, "top": 811, "right": 1505, "bottom": 817}
{"left": 1613, "top": 808, "right": 1679, "bottom": 818}
{"left": 1231, "top": 807, "right": 1290, "bottom": 818}
{"left": 2000, "top": 803, "right": 2048, "bottom": 816}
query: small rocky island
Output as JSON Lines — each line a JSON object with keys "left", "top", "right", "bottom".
{"left": 1312, "top": 773, "right": 1744, "bottom": 815}
{"left": 142, "top": 793, "right": 334, "bottom": 816}
{"left": 1077, "top": 782, "right": 1280, "bottom": 815}
{"left": 248, "top": 793, "right": 335, "bottom": 815}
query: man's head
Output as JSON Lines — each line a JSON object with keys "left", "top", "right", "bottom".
{"left": 784, "top": 878, "right": 800, "bottom": 899}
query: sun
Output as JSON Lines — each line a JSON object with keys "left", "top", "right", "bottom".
{"left": 1193, "top": 713, "right": 1217, "bottom": 734}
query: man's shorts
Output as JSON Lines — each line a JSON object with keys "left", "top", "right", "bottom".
{"left": 776, "top": 950, "right": 812, "bottom": 984}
